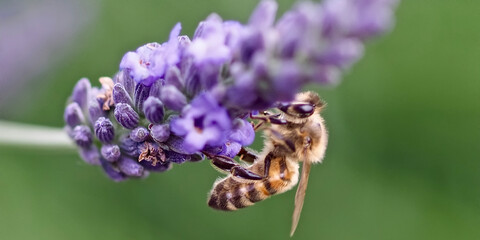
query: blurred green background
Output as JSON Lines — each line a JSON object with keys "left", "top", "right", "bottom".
{"left": 1, "top": 0, "right": 479, "bottom": 239}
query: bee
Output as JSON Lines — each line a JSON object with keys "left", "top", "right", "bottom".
{"left": 205, "top": 91, "right": 328, "bottom": 236}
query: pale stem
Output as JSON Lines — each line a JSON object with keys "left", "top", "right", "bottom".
{"left": 0, "top": 120, "right": 74, "bottom": 149}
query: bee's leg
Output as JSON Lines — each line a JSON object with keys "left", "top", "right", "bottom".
{"left": 250, "top": 111, "right": 287, "bottom": 131}
{"left": 207, "top": 154, "right": 238, "bottom": 172}
{"left": 231, "top": 166, "right": 263, "bottom": 180}
{"left": 276, "top": 102, "right": 315, "bottom": 118}
{"left": 263, "top": 152, "right": 274, "bottom": 177}
{"left": 204, "top": 152, "right": 263, "bottom": 180}
{"left": 237, "top": 147, "right": 258, "bottom": 163}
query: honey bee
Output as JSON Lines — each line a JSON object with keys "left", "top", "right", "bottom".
{"left": 204, "top": 91, "right": 328, "bottom": 236}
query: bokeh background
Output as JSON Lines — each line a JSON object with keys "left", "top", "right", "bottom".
{"left": 1, "top": 0, "right": 479, "bottom": 239}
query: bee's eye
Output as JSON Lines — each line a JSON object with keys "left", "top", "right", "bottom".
{"left": 294, "top": 104, "right": 314, "bottom": 115}
{"left": 278, "top": 102, "right": 315, "bottom": 118}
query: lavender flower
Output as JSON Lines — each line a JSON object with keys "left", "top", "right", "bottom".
{"left": 171, "top": 92, "right": 232, "bottom": 153}
{"left": 64, "top": 0, "right": 399, "bottom": 181}
{"left": 119, "top": 23, "right": 182, "bottom": 86}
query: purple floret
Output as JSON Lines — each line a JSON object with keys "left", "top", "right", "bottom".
{"left": 171, "top": 92, "right": 231, "bottom": 153}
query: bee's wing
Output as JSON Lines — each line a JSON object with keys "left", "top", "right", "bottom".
{"left": 290, "top": 160, "right": 312, "bottom": 236}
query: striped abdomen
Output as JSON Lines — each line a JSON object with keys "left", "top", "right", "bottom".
{"left": 208, "top": 157, "right": 299, "bottom": 211}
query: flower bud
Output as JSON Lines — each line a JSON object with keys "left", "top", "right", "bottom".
{"left": 114, "top": 103, "right": 139, "bottom": 129}
{"left": 100, "top": 158, "right": 126, "bottom": 182}
{"left": 101, "top": 144, "right": 121, "bottom": 162}
{"left": 248, "top": 0, "right": 277, "bottom": 30}
{"left": 71, "top": 78, "right": 91, "bottom": 108}
{"left": 79, "top": 145, "right": 100, "bottom": 165}
{"left": 114, "top": 70, "right": 134, "bottom": 96}
{"left": 164, "top": 150, "right": 188, "bottom": 164}
{"left": 130, "top": 127, "right": 149, "bottom": 142}
{"left": 64, "top": 102, "right": 85, "bottom": 127}
{"left": 178, "top": 35, "right": 191, "bottom": 53}
{"left": 143, "top": 97, "right": 164, "bottom": 124}
{"left": 160, "top": 85, "right": 187, "bottom": 111}
{"left": 72, "top": 125, "right": 93, "bottom": 148}
{"left": 150, "top": 124, "right": 170, "bottom": 143}
{"left": 113, "top": 83, "right": 133, "bottom": 106}
{"left": 317, "top": 39, "right": 364, "bottom": 68}
{"left": 88, "top": 98, "right": 104, "bottom": 124}
{"left": 94, "top": 117, "right": 115, "bottom": 143}
{"left": 165, "top": 135, "right": 195, "bottom": 155}
{"left": 165, "top": 66, "right": 183, "bottom": 89}
{"left": 134, "top": 83, "right": 151, "bottom": 114}
{"left": 117, "top": 157, "right": 145, "bottom": 177}
{"left": 149, "top": 80, "right": 162, "bottom": 98}
{"left": 120, "top": 136, "right": 140, "bottom": 157}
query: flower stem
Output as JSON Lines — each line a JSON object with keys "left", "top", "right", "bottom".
{"left": 0, "top": 120, "right": 74, "bottom": 149}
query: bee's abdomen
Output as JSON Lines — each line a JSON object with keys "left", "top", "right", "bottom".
{"left": 208, "top": 177, "right": 271, "bottom": 211}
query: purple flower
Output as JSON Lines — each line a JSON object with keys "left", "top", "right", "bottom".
{"left": 229, "top": 119, "right": 255, "bottom": 146}
{"left": 119, "top": 44, "right": 162, "bottom": 86}
{"left": 188, "top": 15, "right": 231, "bottom": 66}
{"left": 171, "top": 92, "right": 231, "bottom": 153}
{"left": 120, "top": 23, "right": 182, "bottom": 86}
{"left": 221, "top": 141, "right": 242, "bottom": 158}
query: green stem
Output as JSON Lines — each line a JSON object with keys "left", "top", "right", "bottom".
{"left": 0, "top": 120, "right": 74, "bottom": 149}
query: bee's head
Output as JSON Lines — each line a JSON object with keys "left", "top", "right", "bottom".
{"left": 277, "top": 91, "right": 325, "bottom": 119}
